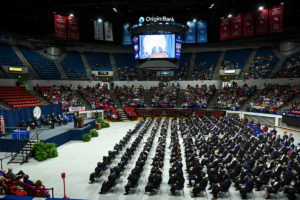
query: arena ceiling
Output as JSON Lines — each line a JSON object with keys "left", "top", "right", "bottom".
{"left": 0, "top": 0, "right": 299, "bottom": 43}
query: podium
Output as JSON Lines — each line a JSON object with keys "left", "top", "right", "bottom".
{"left": 78, "top": 117, "right": 84, "bottom": 128}
{"left": 96, "top": 123, "right": 102, "bottom": 130}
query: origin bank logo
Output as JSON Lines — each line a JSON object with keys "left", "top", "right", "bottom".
{"left": 139, "top": 17, "right": 145, "bottom": 24}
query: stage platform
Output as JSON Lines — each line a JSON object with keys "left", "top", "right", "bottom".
{"left": 0, "top": 119, "right": 95, "bottom": 152}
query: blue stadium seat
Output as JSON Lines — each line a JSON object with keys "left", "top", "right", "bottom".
{"left": 0, "top": 43, "right": 24, "bottom": 67}
{"left": 194, "top": 51, "right": 221, "bottom": 80}
{"left": 17, "top": 45, "right": 61, "bottom": 80}
{"left": 114, "top": 53, "right": 137, "bottom": 81}
{"left": 84, "top": 52, "right": 112, "bottom": 71}
{"left": 61, "top": 51, "right": 87, "bottom": 80}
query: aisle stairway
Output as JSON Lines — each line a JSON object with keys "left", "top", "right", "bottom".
{"left": 239, "top": 48, "right": 258, "bottom": 79}
{"left": 187, "top": 53, "right": 196, "bottom": 80}
{"left": 109, "top": 53, "right": 120, "bottom": 81}
{"left": 29, "top": 89, "right": 49, "bottom": 106}
{"left": 206, "top": 90, "right": 221, "bottom": 109}
{"left": 109, "top": 90, "right": 129, "bottom": 121}
{"left": 212, "top": 51, "right": 225, "bottom": 80}
{"left": 240, "top": 89, "right": 262, "bottom": 111}
{"left": 144, "top": 89, "right": 152, "bottom": 108}
{"left": 80, "top": 53, "right": 94, "bottom": 80}
{"left": 270, "top": 56, "right": 286, "bottom": 77}
{"left": 176, "top": 89, "right": 185, "bottom": 108}
{"left": 74, "top": 90, "right": 92, "bottom": 110}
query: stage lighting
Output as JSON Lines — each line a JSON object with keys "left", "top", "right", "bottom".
{"left": 280, "top": 2, "right": 284, "bottom": 5}
{"left": 113, "top": 7, "right": 118, "bottom": 12}
{"left": 193, "top": 18, "right": 196, "bottom": 22}
{"left": 209, "top": 3, "right": 214, "bottom": 9}
{"left": 69, "top": 13, "right": 74, "bottom": 17}
{"left": 97, "top": 18, "right": 102, "bottom": 22}
{"left": 259, "top": 6, "right": 264, "bottom": 11}
{"left": 228, "top": 14, "right": 232, "bottom": 18}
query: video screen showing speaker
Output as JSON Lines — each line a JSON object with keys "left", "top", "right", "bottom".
{"left": 139, "top": 34, "right": 175, "bottom": 59}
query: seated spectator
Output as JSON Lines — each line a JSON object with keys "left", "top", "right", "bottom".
{"left": 23, "top": 175, "right": 35, "bottom": 187}
{"left": 118, "top": 67, "right": 137, "bottom": 81}
{"left": 7, "top": 168, "right": 25, "bottom": 181}
{"left": 274, "top": 54, "right": 300, "bottom": 78}
{"left": 193, "top": 62, "right": 215, "bottom": 80}
{"left": 35, "top": 180, "right": 50, "bottom": 197}
{"left": 221, "top": 60, "right": 239, "bottom": 70}
{"left": 115, "top": 85, "right": 145, "bottom": 108}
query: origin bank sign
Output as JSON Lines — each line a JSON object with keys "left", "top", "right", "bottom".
{"left": 139, "top": 16, "right": 175, "bottom": 24}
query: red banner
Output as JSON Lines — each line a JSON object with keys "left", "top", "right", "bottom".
{"left": 269, "top": 5, "right": 284, "bottom": 33}
{"left": 242, "top": 12, "right": 254, "bottom": 38}
{"left": 220, "top": 18, "right": 231, "bottom": 41}
{"left": 54, "top": 14, "right": 67, "bottom": 40}
{"left": 230, "top": 14, "right": 242, "bottom": 39}
{"left": 68, "top": 16, "right": 80, "bottom": 41}
{"left": 256, "top": 9, "right": 269, "bottom": 35}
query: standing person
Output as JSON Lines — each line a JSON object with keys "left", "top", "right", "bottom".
{"left": 73, "top": 112, "right": 78, "bottom": 128}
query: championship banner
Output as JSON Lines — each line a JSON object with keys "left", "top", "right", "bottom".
{"left": 242, "top": 12, "right": 254, "bottom": 38}
{"left": 68, "top": 16, "right": 80, "bottom": 41}
{"left": 104, "top": 21, "right": 113, "bottom": 41}
{"left": 230, "top": 14, "right": 242, "bottom": 39}
{"left": 123, "top": 23, "right": 132, "bottom": 45}
{"left": 220, "top": 17, "right": 231, "bottom": 41}
{"left": 256, "top": 9, "right": 269, "bottom": 35}
{"left": 269, "top": 5, "right": 284, "bottom": 33}
{"left": 54, "top": 13, "right": 67, "bottom": 40}
{"left": 94, "top": 21, "right": 104, "bottom": 40}
{"left": 68, "top": 106, "right": 85, "bottom": 112}
{"left": 184, "top": 21, "right": 196, "bottom": 43}
{"left": 196, "top": 20, "right": 208, "bottom": 43}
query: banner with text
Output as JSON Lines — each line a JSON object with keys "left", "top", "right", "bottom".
{"left": 54, "top": 14, "right": 67, "bottom": 40}
{"left": 68, "top": 16, "right": 80, "bottom": 41}
{"left": 196, "top": 20, "right": 208, "bottom": 43}
{"left": 230, "top": 14, "right": 242, "bottom": 39}
{"left": 242, "top": 12, "right": 254, "bottom": 38}
{"left": 220, "top": 17, "right": 231, "bottom": 41}
{"left": 269, "top": 5, "right": 284, "bottom": 33}
{"left": 104, "top": 21, "right": 113, "bottom": 41}
{"left": 256, "top": 9, "right": 269, "bottom": 35}
{"left": 123, "top": 23, "right": 132, "bottom": 45}
{"left": 184, "top": 21, "right": 196, "bottom": 43}
{"left": 94, "top": 21, "right": 104, "bottom": 40}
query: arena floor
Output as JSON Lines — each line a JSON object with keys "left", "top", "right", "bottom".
{"left": 1, "top": 120, "right": 300, "bottom": 200}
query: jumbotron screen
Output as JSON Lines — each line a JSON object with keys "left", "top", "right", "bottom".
{"left": 133, "top": 34, "right": 182, "bottom": 60}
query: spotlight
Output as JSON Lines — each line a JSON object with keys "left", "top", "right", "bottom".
{"left": 280, "top": 2, "right": 284, "bottom": 5}
{"left": 113, "top": 7, "right": 118, "bottom": 12}
{"left": 228, "top": 14, "right": 232, "bottom": 18}
{"left": 69, "top": 13, "right": 74, "bottom": 17}
{"left": 209, "top": 3, "right": 215, "bottom": 9}
{"left": 259, "top": 6, "right": 264, "bottom": 11}
{"left": 97, "top": 18, "right": 102, "bottom": 22}
{"left": 193, "top": 18, "right": 197, "bottom": 22}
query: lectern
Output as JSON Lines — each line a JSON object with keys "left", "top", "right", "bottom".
{"left": 78, "top": 117, "right": 84, "bottom": 128}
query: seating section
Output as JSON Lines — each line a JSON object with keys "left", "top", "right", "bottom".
{"left": 0, "top": 86, "right": 42, "bottom": 109}
{"left": 78, "top": 84, "right": 119, "bottom": 120}
{"left": 182, "top": 84, "right": 216, "bottom": 108}
{"left": 275, "top": 51, "right": 300, "bottom": 78}
{"left": 34, "top": 85, "right": 83, "bottom": 112}
{"left": 221, "top": 48, "right": 252, "bottom": 69}
{"left": 114, "top": 53, "right": 137, "bottom": 81}
{"left": 194, "top": 51, "right": 221, "bottom": 80}
{"left": 175, "top": 53, "right": 192, "bottom": 80}
{"left": 244, "top": 47, "right": 279, "bottom": 79}
{"left": 284, "top": 100, "right": 300, "bottom": 115}
{"left": 214, "top": 82, "right": 256, "bottom": 110}
{"left": 115, "top": 85, "right": 145, "bottom": 108}
{"left": 84, "top": 52, "right": 112, "bottom": 71}
{"left": 248, "top": 84, "right": 299, "bottom": 114}
{"left": 150, "top": 82, "right": 179, "bottom": 108}
{"left": 0, "top": 43, "right": 24, "bottom": 67}
{"left": 61, "top": 51, "right": 88, "bottom": 80}
{"left": 17, "top": 45, "right": 61, "bottom": 80}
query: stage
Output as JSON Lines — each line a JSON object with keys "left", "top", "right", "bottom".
{"left": 0, "top": 119, "right": 96, "bottom": 152}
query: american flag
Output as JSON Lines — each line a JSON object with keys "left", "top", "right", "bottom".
{"left": 0, "top": 115, "right": 5, "bottom": 134}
